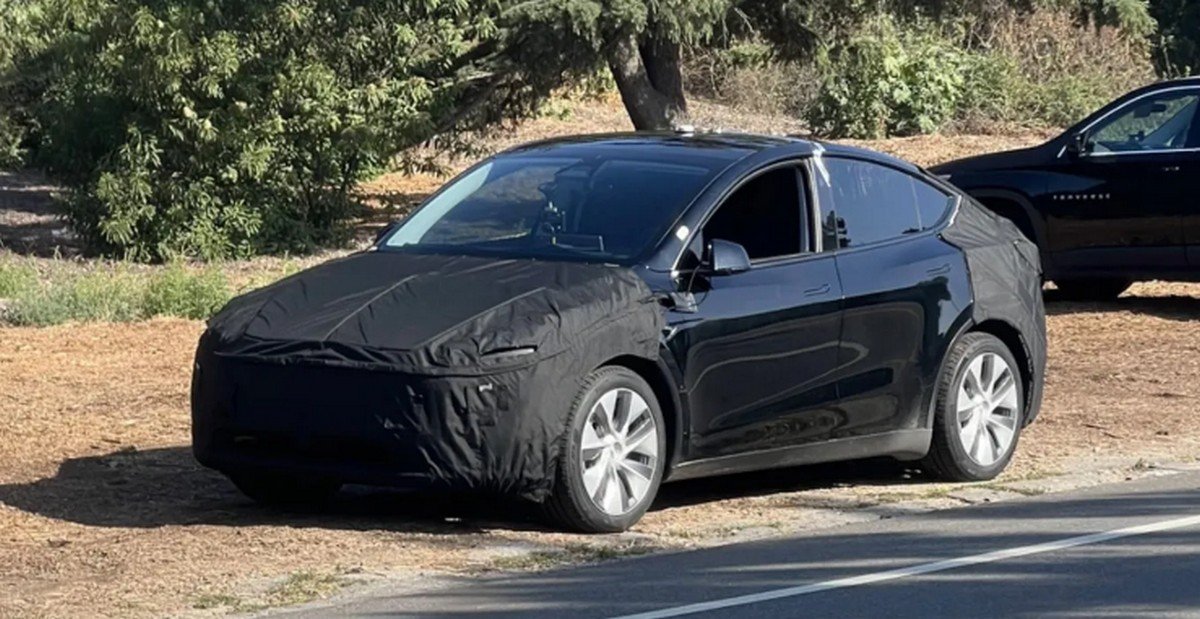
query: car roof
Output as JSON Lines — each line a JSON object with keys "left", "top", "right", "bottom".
{"left": 499, "top": 132, "right": 924, "bottom": 175}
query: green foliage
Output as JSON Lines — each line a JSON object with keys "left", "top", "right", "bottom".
{"left": 142, "top": 263, "right": 231, "bottom": 319}
{"left": 0, "top": 257, "right": 235, "bottom": 325}
{"left": 808, "top": 16, "right": 968, "bottom": 138}
{"left": 0, "top": 260, "right": 38, "bottom": 298}
{"left": 4, "top": 0, "right": 506, "bottom": 261}
{"left": 1149, "top": 0, "right": 1200, "bottom": 74}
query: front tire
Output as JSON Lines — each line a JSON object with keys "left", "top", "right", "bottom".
{"left": 1053, "top": 278, "right": 1131, "bottom": 301}
{"left": 545, "top": 367, "right": 666, "bottom": 533}
{"left": 923, "top": 333, "right": 1024, "bottom": 482}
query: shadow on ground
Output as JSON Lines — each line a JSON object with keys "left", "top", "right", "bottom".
{"left": 0, "top": 446, "right": 917, "bottom": 534}
{"left": 0, "top": 170, "right": 79, "bottom": 257}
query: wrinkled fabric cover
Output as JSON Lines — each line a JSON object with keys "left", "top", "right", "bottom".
{"left": 192, "top": 252, "right": 664, "bottom": 500}
{"left": 941, "top": 199, "right": 1048, "bottom": 424}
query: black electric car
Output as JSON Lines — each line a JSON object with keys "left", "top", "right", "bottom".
{"left": 192, "top": 134, "right": 1046, "bottom": 533}
{"left": 933, "top": 78, "right": 1200, "bottom": 300}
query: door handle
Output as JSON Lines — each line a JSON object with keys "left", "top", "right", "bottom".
{"left": 804, "top": 283, "right": 832, "bottom": 297}
{"left": 926, "top": 263, "right": 952, "bottom": 276}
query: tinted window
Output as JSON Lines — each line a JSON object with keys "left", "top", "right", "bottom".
{"left": 704, "top": 167, "right": 804, "bottom": 261}
{"left": 822, "top": 158, "right": 928, "bottom": 248}
{"left": 912, "top": 177, "right": 954, "bottom": 229}
{"left": 1089, "top": 90, "right": 1200, "bottom": 153}
{"left": 384, "top": 155, "right": 727, "bottom": 263}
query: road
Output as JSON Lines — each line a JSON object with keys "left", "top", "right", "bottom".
{"left": 282, "top": 470, "right": 1200, "bottom": 618}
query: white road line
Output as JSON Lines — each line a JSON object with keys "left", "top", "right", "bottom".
{"left": 610, "top": 513, "right": 1200, "bottom": 619}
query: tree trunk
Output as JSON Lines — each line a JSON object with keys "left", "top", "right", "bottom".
{"left": 606, "top": 34, "right": 688, "bottom": 131}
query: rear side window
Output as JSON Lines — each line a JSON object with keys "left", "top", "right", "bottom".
{"left": 821, "top": 158, "right": 949, "bottom": 248}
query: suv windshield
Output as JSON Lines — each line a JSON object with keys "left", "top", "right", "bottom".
{"left": 381, "top": 154, "right": 728, "bottom": 263}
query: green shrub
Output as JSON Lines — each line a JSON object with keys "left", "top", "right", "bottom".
{"left": 3, "top": 0, "right": 498, "bottom": 261}
{"left": 142, "top": 264, "right": 231, "bottom": 320}
{"left": 808, "top": 16, "right": 967, "bottom": 138}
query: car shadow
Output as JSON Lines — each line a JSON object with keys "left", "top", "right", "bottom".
{"left": 0, "top": 446, "right": 922, "bottom": 534}
{"left": 1044, "top": 291, "right": 1200, "bottom": 321}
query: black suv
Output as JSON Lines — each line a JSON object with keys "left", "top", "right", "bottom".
{"left": 932, "top": 78, "right": 1200, "bottom": 300}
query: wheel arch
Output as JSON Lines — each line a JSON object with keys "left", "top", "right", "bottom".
{"left": 967, "top": 319, "right": 1037, "bottom": 427}
{"left": 972, "top": 191, "right": 1041, "bottom": 241}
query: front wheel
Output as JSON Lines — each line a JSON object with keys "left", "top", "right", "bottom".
{"left": 923, "top": 332, "right": 1025, "bottom": 482}
{"left": 545, "top": 367, "right": 666, "bottom": 533}
{"left": 1052, "top": 278, "right": 1131, "bottom": 302}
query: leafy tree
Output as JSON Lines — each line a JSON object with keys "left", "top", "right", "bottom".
{"left": 3, "top": 0, "right": 526, "bottom": 259}
{"left": 1148, "top": 0, "right": 1200, "bottom": 74}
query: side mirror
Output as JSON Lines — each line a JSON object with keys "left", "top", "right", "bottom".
{"left": 1066, "top": 132, "right": 1090, "bottom": 158}
{"left": 706, "top": 239, "right": 752, "bottom": 275}
{"left": 374, "top": 221, "right": 399, "bottom": 244}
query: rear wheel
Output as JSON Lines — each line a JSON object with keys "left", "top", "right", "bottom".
{"left": 229, "top": 472, "right": 341, "bottom": 507}
{"left": 1053, "top": 278, "right": 1131, "bottom": 301}
{"left": 923, "top": 332, "right": 1024, "bottom": 482}
{"left": 545, "top": 367, "right": 666, "bottom": 533}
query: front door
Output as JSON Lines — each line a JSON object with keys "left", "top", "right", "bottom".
{"left": 1046, "top": 88, "right": 1200, "bottom": 277}
{"left": 667, "top": 164, "right": 845, "bottom": 460}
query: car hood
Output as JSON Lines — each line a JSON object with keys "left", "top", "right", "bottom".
{"left": 201, "top": 251, "right": 663, "bottom": 374}
{"left": 930, "top": 143, "right": 1053, "bottom": 176}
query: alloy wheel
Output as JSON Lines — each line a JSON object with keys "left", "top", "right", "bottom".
{"left": 579, "top": 387, "right": 660, "bottom": 516}
{"left": 956, "top": 352, "right": 1021, "bottom": 466}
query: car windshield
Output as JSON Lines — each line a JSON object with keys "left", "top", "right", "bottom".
{"left": 381, "top": 154, "right": 728, "bottom": 263}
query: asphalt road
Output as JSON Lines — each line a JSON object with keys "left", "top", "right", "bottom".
{"left": 283, "top": 470, "right": 1200, "bottom": 618}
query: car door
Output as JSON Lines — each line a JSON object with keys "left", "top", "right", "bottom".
{"left": 1047, "top": 88, "right": 1199, "bottom": 276}
{"left": 666, "top": 163, "right": 845, "bottom": 460}
{"left": 815, "top": 157, "right": 971, "bottom": 438}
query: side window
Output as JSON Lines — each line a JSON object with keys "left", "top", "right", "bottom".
{"left": 822, "top": 158, "right": 924, "bottom": 248}
{"left": 1088, "top": 90, "right": 1200, "bottom": 154}
{"left": 912, "top": 177, "right": 955, "bottom": 230}
{"left": 702, "top": 166, "right": 806, "bottom": 262}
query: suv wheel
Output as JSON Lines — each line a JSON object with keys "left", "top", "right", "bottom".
{"left": 1053, "top": 278, "right": 1131, "bottom": 301}
{"left": 545, "top": 367, "right": 665, "bottom": 533}
{"left": 923, "top": 332, "right": 1024, "bottom": 482}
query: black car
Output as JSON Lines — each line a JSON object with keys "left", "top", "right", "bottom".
{"left": 933, "top": 78, "right": 1200, "bottom": 300}
{"left": 192, "top": 133, "right": 1046, "bottom": 533}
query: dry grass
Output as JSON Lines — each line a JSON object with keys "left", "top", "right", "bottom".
{"left": 3, "top": 288, "right": 1200, "bottom": 618}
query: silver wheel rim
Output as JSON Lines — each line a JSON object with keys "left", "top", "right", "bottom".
{"left": 956, "top": 352, "right": 1021, "bottom": 467}
{"left": 579, "top": 387, "right": 659, "bottom": 516}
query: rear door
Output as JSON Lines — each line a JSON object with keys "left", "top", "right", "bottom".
{"left": 668, "top": 163, "right": 845, "bottom": 460}
{"left": 815, "top": 157, "right": 971, "bottom": 438}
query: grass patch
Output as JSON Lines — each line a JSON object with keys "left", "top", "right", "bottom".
{"left": 0, "top": 260, "right": 37, "bottom": 298}
{"left": 0, "top": 256, "right": 239, "bottom": 326}
{"left": 265, "top": 571, "right": 347, "bottom": 607}
{"left": 488, "top": 542, "right": 659, "bottom": 572}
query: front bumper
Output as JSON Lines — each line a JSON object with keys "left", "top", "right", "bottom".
{"left": 191, "top": 343, "right": 571, "bottom": 500}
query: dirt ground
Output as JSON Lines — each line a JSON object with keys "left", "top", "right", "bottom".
{"left": 3, "top": 284, "right": 1200, "bottom": 618}
{"left": 2, "top": 101, "right": 1198, "bottom": 617}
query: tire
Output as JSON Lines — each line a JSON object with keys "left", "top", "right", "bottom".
{"left": 923, "top": 332, "right": 1025, "bottom": 482}
{"left": 229, "top": 471, "right": 341, "bottom": 507}
{"left": 545, "top": 366, "right": 666, "bottom": 533}
{"left": 1053, "top": 278, "right": 1131, "bottom": 302}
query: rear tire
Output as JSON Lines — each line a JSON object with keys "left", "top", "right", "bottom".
{"left": 544, "top": 367, "right": 666, "bottom": 533}
{"left": 923, "top": 333, "right": 1024, "bottom": 482}
{"left": 1053, "top": 278, "right": 1131, "bottom": 302}
{"left": 229, "top": 472, "right": 341, "bottom": 507}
